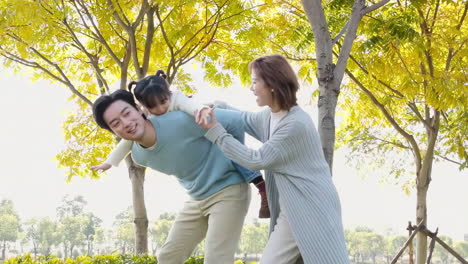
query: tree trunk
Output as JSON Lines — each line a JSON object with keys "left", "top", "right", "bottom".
{"left": 32, "top": 242, "right": 37, "bottom": 258}
{"left": 415, "top": 185, "right": 428, "bottom": 264}
{"left": 301, "top": 0, "right": 338, "bottom": 173}
{"left": 70, "top": 244, "right": 74, "bottom": 258}
{"left": 88, "top": 239, "right": 94, "bottom": 255}
{"left": 63, "top": 243, "right": 68, "bottom": 259}
{"left": 415, "top": 116, "right": 439, "bottom": 264}
{"left": 1, "top": 241, "right": 5, "bottom": 260}
{"left": 317, "top": 80, "right": 339, "bottom": 171}
{"left": 126, "top": 156, "right": 149, "bottom": 254}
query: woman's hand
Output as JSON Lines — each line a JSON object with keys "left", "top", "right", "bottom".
{"left": 195, "top": 107, "right": 217, "bottom": 130}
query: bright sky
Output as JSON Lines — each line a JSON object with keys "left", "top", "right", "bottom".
{"left": 0, "top": 66, "right": 467, "bottom": 242}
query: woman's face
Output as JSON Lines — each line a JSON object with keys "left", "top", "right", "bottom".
{"left": 250, "top": 68, "right": 274, "bottom": 108}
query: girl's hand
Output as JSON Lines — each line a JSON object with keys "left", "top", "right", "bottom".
{"left": 195, "top": 108, "right": 217, "bottom": 130}
{"left": 91, "top": 163, "right": 112, "bottom": 172}
{"left": 197, "top": 107, "right": 211, "bottom": 125}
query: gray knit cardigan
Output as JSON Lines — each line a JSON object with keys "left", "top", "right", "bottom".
{"left": 205, "top": 105, "right": 349, "bottom": 264}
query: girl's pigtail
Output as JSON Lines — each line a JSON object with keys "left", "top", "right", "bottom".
{"left": 127, "top": 81, "right": 138, "bottom": 94}
{"left": 155, "top": 70, "right": 167, "bottom": 79}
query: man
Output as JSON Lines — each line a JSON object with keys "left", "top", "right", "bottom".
{"left": 92, "top": 89, "right": 250, "bottom": 264}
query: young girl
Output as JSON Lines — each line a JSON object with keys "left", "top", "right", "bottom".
{"left": 91, "top": 70, "right": 270, "bottom": 218}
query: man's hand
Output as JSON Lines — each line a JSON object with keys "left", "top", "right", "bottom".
{"left": 195, "top": 107, "right": 217, "bottom": 130}
{"left": 91, "top": 163, "right": 112, "bottom": 172}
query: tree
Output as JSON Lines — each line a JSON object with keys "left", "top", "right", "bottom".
{"left": 24, "top": 219, "right": 40, "bottom": 257}
{"left": 58, "top": 216, "right": 86, "bottom": 258}
{"left": 345, "top": 227, "right": 386, "bottom": 263}
{"left": 36, "top": 217, "right": 60, "bottom": 256}
{"left": 24, "top": 217, "right": 61, "bottom": 256}
{"left": 364, "top": 232, "right": 385, "bottom": 264}
{"left": 82, "top": 213, "right": 102, "bottom": 255}
{"left": 345, "top": 229, "right": 364, "bottom": 263}
{"left": 384, "top": 235, "right": 407, "bottom": 263}
{"left": 0, "top": 0, "right": 262, "bottom": 253}
{"left": 0, "top": 200, "right": 20, "bottom": 260}
{"left": 56, "top": 195, "right": 87, "bottom": 219}
{"left": 56, "top": 195, "right": 89, "bottom": 258}
{"left": 93, "top": 227, "right": 112, "bottom": 255}
{"left": 0, "top": 215, "right": 19, "bottom": 260}
{"left": 238, "top": 221, "right": 268, "bottom": 261}
{"left": 433, "top": 235, "right": 453, "bottom": 264}
{"left": 453, "top": 241, "right": 468, "bottom": 260}
{"left": 337, "top": 1, "right": 467, "bottom": 262}
{"left": 149, "top": 217, "right": 173, "bottom": 255}
{"left": 113, "top": 207, "right": 136, "bottom": 254}
{"left": 293, "top": 0, "right": 389, "bottom": 170}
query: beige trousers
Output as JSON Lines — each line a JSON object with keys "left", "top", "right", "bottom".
{"left": 157, "top": 183, "right": 251, "bottom": 264}
{"left": 260, "top": 210, "right": 301, "bottom": 264}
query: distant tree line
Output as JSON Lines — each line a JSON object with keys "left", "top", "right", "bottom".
{"left": 1, "top": 197, "right": 467, "bottom": 263}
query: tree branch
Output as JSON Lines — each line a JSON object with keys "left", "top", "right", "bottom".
{"left": 456, "top": 1, "right": 468, "bottom": 30}
{"left": 407, "top": 101, "right": 431, "bottom": 129}
{"left": 370, "top": 135, "right": 411, "bottom": 150}
{"left": 173, "top": 4, "right": 223, "bottom": 58}
{"left": 131, "top": 0, "right": 149, "bottom": 30}
{"left": 181, "top": 20, "right": 220, "bottom": 65}
{"left": 141, "top": 6, "right": 155, "bottom": 76}
{"left": 392, "top": 42, "right": 418, "bottom": 83}
{"left": 61, "top": 18, "right": 110, "bottom": 92}
{"left": 301, "top": 0, "right": 333, "bottom": 75}
{"left": 429, "top": 0, "right": 440, "bottom": 34}
{"left": 271, "top": 40, "right": 317, "bottom": 61}
{"left": 3, "top": 33, "right": 93, "bottom": 105}
{"left": 31, "top": 46, "right": 93, "bottom": 106}
{"left": 75, "top": 0, "right": 122, "bottom": 67}
{"left": 345, "top": 68, "right": 422, "bottom": 166}
{"left": 332, "top": 21, "right": 349, "bottom": 44}
{"left": 363, "top": 0, "right": 390, "bottom": 14}
{"left": 343, "top": 49, "right": 404, "bottom": 99}
{"left": 155, "top": 5, "right": 175, "bottom": 68}
{"left": 335, "top": 0, "right": 373, "bottom": 86}
{"left": 107, "top": 0, "right": 131, "bottom": 32}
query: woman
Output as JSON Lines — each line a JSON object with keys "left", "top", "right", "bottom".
{"left": 196, "top": 54, "right": 349, "bottom": 263}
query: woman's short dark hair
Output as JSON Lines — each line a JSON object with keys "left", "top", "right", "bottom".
{"left": 92, "top": 89, "right": 140, "bottom": 131}
{"left": 249, "top": 55, "right": 299, "bottom": 110}
{"left": 128, "top": 70, "right": 171, "bottom": 108}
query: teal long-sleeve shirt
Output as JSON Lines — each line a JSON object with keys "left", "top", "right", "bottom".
{"left": 131, "top": 109, "right": 245, "bottom": 200}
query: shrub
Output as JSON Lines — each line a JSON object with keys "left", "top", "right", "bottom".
{"left": 5, "top": 254, "right": 216, "bottom": 264}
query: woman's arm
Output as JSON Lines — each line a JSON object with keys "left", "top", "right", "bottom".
{"left": 201, "top": 112, "right": 300, "bottom": 171}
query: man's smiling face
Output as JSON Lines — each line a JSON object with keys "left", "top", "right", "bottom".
{"left": 103, "top": 100, "right": 147, "bottom": 142}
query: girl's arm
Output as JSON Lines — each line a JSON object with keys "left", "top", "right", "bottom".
{"left": 106, "top": 139, "right": 133, "bottom": 166}
{"left": 171, "top": 91, "right": 206, "bottom": 116}
{"left": 91, "top": 139, "right": 133, "bottom": 171}
{"left": 171, "top": 91, "right": 211, "bottom": 123}
{"left": 212, "top": 100, "right": 267, "bottom": 141}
